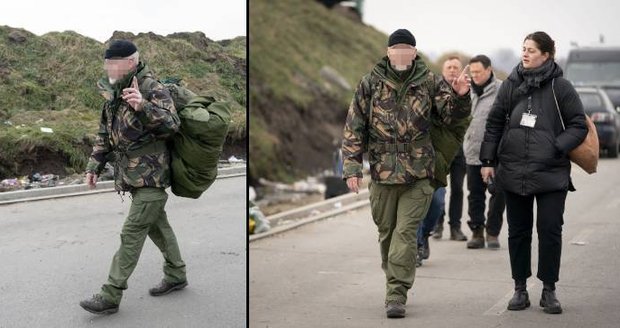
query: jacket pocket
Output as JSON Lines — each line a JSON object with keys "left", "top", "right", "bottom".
{"left": 530, "top": 130, "right": 563, "bottom": 165}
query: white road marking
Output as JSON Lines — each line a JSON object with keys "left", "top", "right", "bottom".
{"left": 569, "top": 228, "right": 594, "bottom": 245}
{"left": 484, "top": 282, "right": 537, "bottom": 316}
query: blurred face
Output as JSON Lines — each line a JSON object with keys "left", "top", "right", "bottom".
{"left": 442, "top": 59, "right": 462, "bottom": 83}
{"left": 521, "top": 39, "right": 549, "bottom": 69}
{"left": 387, "top": 44, "right": 417, "bottom": 71}
{"left": 469, "top": 62, "right": 492, "bottom": 86}
{"left": 104, "top": 56, "right": 137, "bottom": 84}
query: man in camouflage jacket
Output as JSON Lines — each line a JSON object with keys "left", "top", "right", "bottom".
{"left": 80, "top": 40, "right": 187, "bottom": 315}
{"left": 341, "top": 29, "right": 471, "bottom": 318}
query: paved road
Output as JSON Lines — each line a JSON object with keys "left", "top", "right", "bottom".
{"left": 0, "top": 176, "right": 246, "bottom": 328}
{"left": 250, "top": 159, "right": 620, "bottom": 328}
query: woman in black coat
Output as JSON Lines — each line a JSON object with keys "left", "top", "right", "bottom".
{"left": 479, "top": 31, "right": 588, "bottom": 314}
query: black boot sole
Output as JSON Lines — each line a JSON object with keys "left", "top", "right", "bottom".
{"left": 80, "top": 303, "right": 119, "bottom": 315}
{"left": 467, "top": 243, "right": 485, "bottom": 249}
{"left": 540, "top": 300, "right": 563, "bottom": 314}
{"left": 487, "top": 242, "right": 500, "bottom": 249}
{"left": 507, "top": 300, "right": 530, "bottom": 311}
{"left": 149, "top": 281, "right": 188, "bottom": 296}
{"left": 386, "top": 310, "right": 406, "bottom": 318}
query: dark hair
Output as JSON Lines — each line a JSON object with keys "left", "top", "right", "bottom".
{"left": 524, "top": 31, "right": 555, "bottom": 59}
{"left": 469, "top": 54, "right": 492, "bottom": 68}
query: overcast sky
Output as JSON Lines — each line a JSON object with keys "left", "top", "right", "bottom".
{"left": 363, "top": 0, "right": 620, "bottom": 60}
{"left": 0, "top": 0, "right": 246, "bottom": 43}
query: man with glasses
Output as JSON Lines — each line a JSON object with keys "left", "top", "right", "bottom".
{"left": 80, "top": 40, "right": 187, "bottom": 314}
{"left": 341, "top": 29, "right": 471, "bottom": 318}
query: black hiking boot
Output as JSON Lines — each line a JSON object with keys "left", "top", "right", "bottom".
{"left": 540, "top": 283, "right": 563, "bottom": 314}
{"left": 467, "top": 227, "right": 485, "bottom": 249}
{"left": 79, "top": 294, "right": 119, "bottom": 315}
{"left": 422, "top": 235, "right": 430, "bottom": 260}
{"left": 149, "top": 279, "right": 188, "bottom": 296}
{"left": 450, "top": 226, "right": 467, "bottom": 241}
{"left": 486, "top": 234, "right": 500, "bottom": 249}
{"left": 507, "top": 280, "right": 530, "bottom": 311}
{"left": 416, "top": 246, "right": 424, "bottom": 267}
{"left": 432, "top": 224, "right": 443, "bottom": 239}
{"left": 385, "top": 301, "right": 406, "bottom": 318}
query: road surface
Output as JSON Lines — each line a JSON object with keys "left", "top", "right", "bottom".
{"left": 250, "top": 159, "right": 620, "bottom": 328}
{"left": 0, "top": 176, "right": 246, "bottom": 328}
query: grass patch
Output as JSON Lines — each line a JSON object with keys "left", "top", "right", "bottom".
{"left": 0, "top": 26, "right": 245, "bottom": 178}
{"left": 0, "top": 109, "right": 98, "bottom": 178}
{"left": 249, "top": 0, "right": 441, "bottom": 182}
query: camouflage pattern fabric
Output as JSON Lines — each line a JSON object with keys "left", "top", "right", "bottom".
{"left": 86, "top": 62, "right": 180, "bottom": 192}
{"left": 342, "top": 56, "right": 471, "bottom": 184}
{"left": 430, "top": 77, "right": 472, "bottom": 188}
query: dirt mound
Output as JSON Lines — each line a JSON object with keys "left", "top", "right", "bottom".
{"left": 0, "top": 25, "right": 246, "bottom": 180}
{"left": 249, "top": 0, "right": 389, "bottom": 184}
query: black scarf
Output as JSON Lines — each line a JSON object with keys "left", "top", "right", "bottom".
{"left": 516, "top": 59, "right": 561, "bottom": 94}
{"left": 472, "top": 72, "right": 494, "bottom": 97}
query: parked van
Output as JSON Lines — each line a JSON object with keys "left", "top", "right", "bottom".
{"left": 565, "top": 47, "right": 620, "bottom": 108}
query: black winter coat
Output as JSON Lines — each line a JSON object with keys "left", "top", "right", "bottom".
{"left": 479, "top": 63, "right": 588, "bottom": 196}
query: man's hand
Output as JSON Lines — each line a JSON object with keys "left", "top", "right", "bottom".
{"left": 86, "top": 172, "right": 98, "bottom": 189}
{"left": 122, "top": 76, "right": 144, "bottom": 111}
{"left": 452, "top": 64, "right": 471, "bottom": 96}
{"left": 480, "top": 167, "right": 495, "bottom": 184}
{"left": 346, "top": 177, "right": 363, "bottom": 194}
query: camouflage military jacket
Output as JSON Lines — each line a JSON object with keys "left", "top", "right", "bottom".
{"left": 431, "top": 77, "right": 472, "bottom": 188}
{"left": 341, "top": 56, "right": 471, "bottom": 184}
{"left": 85, "top": 62, "right": 180, "bottom": 192}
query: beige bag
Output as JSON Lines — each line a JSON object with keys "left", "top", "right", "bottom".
{"left": 552, "top": 79, "right": 599, "bottom": 174}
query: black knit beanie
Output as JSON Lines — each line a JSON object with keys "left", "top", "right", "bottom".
{"left": 104, "top": 40, "right": 138, "bottom": 59}
{"left": 388, "top": 29, "right": 416, "bottom": 47}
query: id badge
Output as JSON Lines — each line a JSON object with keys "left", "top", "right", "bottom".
{"left": 520, "top": 113, "right": 537, "bottom": 128}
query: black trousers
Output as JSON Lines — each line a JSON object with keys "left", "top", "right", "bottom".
{"left": 437, "top": 147, "right": 466, "bottom": 228}
{"left": 504, "top": 189, "right": 567, "bottom": 284}
{"left": 466, "top": 165, "right": 505, "bottom": 236}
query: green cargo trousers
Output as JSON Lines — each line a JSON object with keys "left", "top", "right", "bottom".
{"left": 369, "top": 179, "right": 434, "bottom": 304}
{"left": 100, "top": 187, "right": 186, "bottom": 304}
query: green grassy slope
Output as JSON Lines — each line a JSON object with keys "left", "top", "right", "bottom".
{"left": 0, "top": 26, "right": 246, "bottom": 179}
{"left": 249, "top": 0, "right": 438, "bottom": 183}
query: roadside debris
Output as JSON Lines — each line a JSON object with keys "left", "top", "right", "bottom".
{"left": 0, "top": 160, "right": 241, "bottom": 193}
{"left": 1, "top": 173, "right": 59, "bottom": 191}
{"left": 249, "top": 200, "right": 271, "bottom": 234}
{"left": 258, "top": 177, "right": 326, "bottom": 194}
{"left": 227, "top": 155, "right": 245, "bottom": 163}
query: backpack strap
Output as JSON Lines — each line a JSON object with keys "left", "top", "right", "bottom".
{"left": 505, "top": 82, "right": 515, "bottom": 125}
{"left": 552, "top": 78, "right": 566, "bottom": 131}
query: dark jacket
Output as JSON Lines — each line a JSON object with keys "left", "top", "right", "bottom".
{"left": 479, "top": 62, "right": 587, "bottom": 196}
